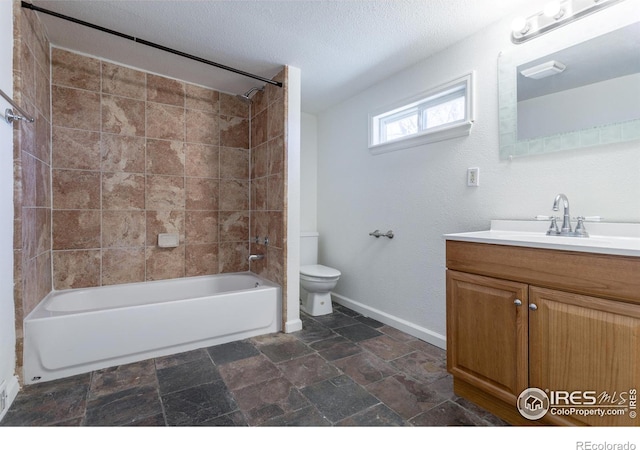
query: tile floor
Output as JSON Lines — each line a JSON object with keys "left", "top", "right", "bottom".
{"left": 1, "top": 305, "right": 506, "bottom": 427}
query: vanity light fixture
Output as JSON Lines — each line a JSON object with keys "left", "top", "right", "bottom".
{"left": 511, "top": 0, "right": 624, "bottom": 44}
{"left": 520, "top": 60, "right": 567, "bottom": 79}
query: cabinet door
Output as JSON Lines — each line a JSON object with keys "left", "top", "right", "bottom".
{"left": 530, "top": 286, "right": 640, "bottom": 426}
{"left": 447, "top": 270, "right": 528, "bottom": 405}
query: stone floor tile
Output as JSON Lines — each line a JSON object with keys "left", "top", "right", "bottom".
{"left": 301, "top": 375, "right": 379, "bottom": 424}
{"left": 278, "top": 353, "right": 341, "bottom": 388}
{"left": 84, "top": 384, "right": 163, "bottom": 426}
{"left": 358, "top": 335, "right": 414, "bottom": 361}
{"left": 379, "top": 325, "right": 416, "bottom": 342}
{"left": 253, "top": 334, "right": 314, "bottom": 363}
{"left": 333, "top": 305, "right": 360, "bottom": 317}
{"left": 155, "top": 348, "right": 210, "bottom": 370}
{"left": 262, "top": 405, "right": 331, "bottom": 426}
{"left": 390, "top": 351, "right": 448, "bottom": 384}
{"left": 197, "top": 410, "right": 248, "bottom": 426}
{"left": 88, "top": 359, "right": 157, "bottom": 400}
{"left": 406, "top": 339, "right": 447, "bottom": 360}
{"left": 161, "top": 380, "right": 237, "bottom": 426}
{"left": 312, "top": 312, "right": 361, "bottom": 329}
{"left": 218, "top": 354, "right": 282, "bottom": 390}
{"left": 355, "top": 315, "right": 384, "bottom": 328}
{"left": 156, "top": 357, "right": 221, "bottom": 395}
{"left": 366, "top": 374, "right": 446, "bottom": 420}
{"left": 454, "top": 397, "right": 510, "bottom": 426}
{"left": 292, "top": 318, "right": 337, "bottom": 344}
{"left": 334, "top": 323, "right": 383, "bottom": 342}
{"left": 336, "top": 403, "right": 406, "bottom": 426}
{"left": 206, "top": 339, "right": 260, "bottom": 365}
{"left": 409, "top": 400, "right": 488, "bottom": 426}
{"left": 231, "top": 376, "right": 308, "bottom": 425}
{"left": 309, "top": 336, "right": 362, "bottom": 361}
{"left": 332, "top": 352, "right": 397, "bottom": 386}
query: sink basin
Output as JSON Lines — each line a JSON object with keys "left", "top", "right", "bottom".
{"left": 444, "top": 220, "right": 640, "bottom": 257}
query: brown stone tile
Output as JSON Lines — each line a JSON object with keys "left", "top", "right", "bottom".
{"left": 390, "top": 351, "right": 448, "bottom": 385}
{"left": 146, "top": 175, "right": 185, "bottom": 210}
{"left": 277, "top": 353, "right": 341, "bottom": 388}
{"left": 101, "top": 134, "right": 146, "bottom": 173}
{"left": 52, "top": 48, "right": 101, "bottom": 91}
{"left": 267, "top": 99, "right": 284, "bottom": 141}
{"left": 185, "top": 210, "right": 218, "bottom": 244}
{"left": 406, "top": 339, "right": 447, "bottom": 361}
{"left": 251, "top": 142, "right": 269, "bottom": 179}
{"left": 185, "top": 143, "right": 219, "bottom": 178}
{"left": 36, "top": 251, "right": 52, "bottom": 306}
{"left": 146, "top": 139, "right": 185, "bottom": 175}
{"left": 52, "top": 169, "right": 100, "bottom": 210}
{"left": 218, "top": 354, "right": 281, "bottom": 391}
{"left": 147, "top": 102, "right": 185, "bottom": 141}
{"left": 34, "top": 111, "right": 50, "bottom": 164}
{"left": 220, "top": 180, "right": 249, "bottom": 211}
{"left": 251, "top": 108, "right": 268, "bottom": 147}
{"left": 332, "top": 352, "right": 397, "bottom": 386}
{"left": 185, "top": 177, "right": 218, "bottom": 211}
{"left": 358, "top": 335, "right": 414, "bottom": 361}
{"left": 267, "top": 173, "right": 284, "bottom": 211}
{"left": 88, "top": 360, "right": 157, "bottom": 400}
{"left": 366, "top": 374, "right": 446, "bottom": 420}
{"left": 52, "top": 127, "right": 101, "bottom": 170}
{"left": 219, "top": 211, "right": 249, "bottom": 242}
{"left": 220, "top": 92, "right": 249, "bottom": 119}
{"left": 309, "top": 336, "right": 362, "bottom": 361}
{"left": 220, "top": 147, "right": 249, "bottom": 179}
{"left": 268, "top": 135, "right": 284, "bottom": 175}
{"left": 102, "top": 94, "right": 145, "bottom": 136}
{"left": 35, "top": 64, "right": 51, "bottom": 122}
{"left": 52, "top": 210, "right": 101, "bottom": 250}
{"left": 252, "top": 334, "right": 314, "bottom": 363}
{"left": 185, "top": 243, "right": 219, "bottom": 277}
{"left": 220, "top": 116, "right": 249, "bottom": 149}
{"left": 265, "top": 246, "right": 284, "bottom": 286}
{"left": 52, "top": 249, "right": 101, "bottom": 289}
{"left": 218, "top": 241, "right": 249, "bottom": 273}
{"left": 102, "top": 62, "right": 146, "bottom": 100}
{"left": 146, "top": 210, "right": 185, "bottom": 246}
{"left": 145, "top": 245, "right": 185, "bottom": 281}
{"left": 231, "top": 376, "right": 308, "bottom": 425}
{"left": 186, "top": 109, "right": 218, "bottom": 145}
{"left": 35, "top": 156, "right": 50, "bottom": 208}
{"left": 102, "top": 248, "right": 145, "bottom": 285}
{"left": 268, "top": 211, "right": 284, "bottom": 248}
{"left": 250, "top": 89, "right": 268, "bottom": 117}
{"left": 147, "top": 74, "right": 184, "bottom": 106}
{"left": 379, "top": 325, "right": 415, "bottom": 342}
{"left": 251, "top": 178, "right": 268, "bottom": 211}
{"left": 52, "top": 86, "right": 101, "bottom": 131}
{"left": 102, "top": 211, "right": 146, "bottom": 248}
{"left": 185, "top": 83, "right": 219, "bottom": 111}
{"left": 102, "top": 172, "right": 145, "bottom": 210}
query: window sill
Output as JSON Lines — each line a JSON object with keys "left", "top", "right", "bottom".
{"left": 368, "top": 120, "right": 473, "bottom": 155}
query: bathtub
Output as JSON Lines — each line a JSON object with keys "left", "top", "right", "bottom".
{"left": 23, "top": 272, "right": 281, "bottom": 384}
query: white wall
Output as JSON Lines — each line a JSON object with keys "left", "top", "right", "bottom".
{"left": 301, "top": 112, "right": 318, "bottom": 232}
{"left": 316, "top": 0, "right": 640, "bottom": 348}
{"left": 0, "top": 0, "right": 19, "bottom": 421}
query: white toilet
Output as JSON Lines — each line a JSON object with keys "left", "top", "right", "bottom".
{"left": 300, "top": 232, "right": 341, "bottom": 316}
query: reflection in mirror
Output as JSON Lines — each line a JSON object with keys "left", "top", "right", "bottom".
{"left": 499, "top": 22, "right": 640, "bottom": 159}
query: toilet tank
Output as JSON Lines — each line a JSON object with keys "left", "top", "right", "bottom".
{"left": 300, "top": 232, "right": 319, "bottom": 266}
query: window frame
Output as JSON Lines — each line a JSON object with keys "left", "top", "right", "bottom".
{"left": 368, "top": 72, "right": 475, "bottom": 155}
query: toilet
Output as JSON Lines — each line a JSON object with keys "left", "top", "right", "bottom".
{"left": 300, "top": 232, "right": 341, "bottom": 316}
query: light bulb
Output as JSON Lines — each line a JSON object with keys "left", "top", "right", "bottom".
{"left": 544, "top": 1, "right": 565, "bottom": 19}
{"left": 511, "top": 17, "right": 530, "bottom": 34}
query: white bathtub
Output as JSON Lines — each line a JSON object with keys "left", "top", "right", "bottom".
{"left": 23, "top": 272, "right": 281, "bottom": 384}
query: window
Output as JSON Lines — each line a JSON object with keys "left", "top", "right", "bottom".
{"left": 369, "top": 72, "right": 475, "bottom": 154}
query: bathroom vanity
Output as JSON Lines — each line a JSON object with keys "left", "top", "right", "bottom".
{"left": 445, "top": 221, "right": 640, "bottom": 426}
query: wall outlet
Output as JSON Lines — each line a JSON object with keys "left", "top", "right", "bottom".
{"left": 467, "top": 167, "right": 480, "bottom": 187}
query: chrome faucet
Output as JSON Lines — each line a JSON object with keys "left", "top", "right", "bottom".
{"left": 248, "top": 254, "right": 264, "bottom": 262}
{"left": 552, "top": 193, "right": 572, "bottom": 234}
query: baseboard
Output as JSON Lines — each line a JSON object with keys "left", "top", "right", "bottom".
{"left": 331, "top": 293, "right": 446, "bottom": 349}
{"left": 284, "top": 318, "right": 303, "bottom": 333}
{"left": 0, "top": 375, "right": 19, "bottom": 423}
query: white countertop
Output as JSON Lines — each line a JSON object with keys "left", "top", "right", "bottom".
{"left": 444, "top": 220, "right": 640, "bottom": 258}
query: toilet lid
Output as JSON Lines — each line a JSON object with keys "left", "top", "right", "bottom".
{"left": 300, "top": 264, "right": 341, "bottom": 278}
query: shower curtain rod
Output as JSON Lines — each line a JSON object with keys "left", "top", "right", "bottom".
{"left": 21, "top": 1, "right": 283, "bottom": 88}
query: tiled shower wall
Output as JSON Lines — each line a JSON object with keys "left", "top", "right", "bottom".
{"left": 13, "top": 3, "right": 52, "bottom": 372}
{"left": 50, "top": 48, "right": 257, "bottom": 288}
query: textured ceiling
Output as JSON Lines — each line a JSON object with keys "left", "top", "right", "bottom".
{"left": 30, "top": 0, "right": 541, "bottom": 113}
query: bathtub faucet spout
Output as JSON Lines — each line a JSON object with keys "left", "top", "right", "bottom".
{"left": 248, "top": 254, "right": 264, "bottom": 262}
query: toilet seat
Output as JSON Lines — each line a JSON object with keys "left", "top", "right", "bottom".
{"left": 300, "top": 264, "right": 341, "bottom": 279}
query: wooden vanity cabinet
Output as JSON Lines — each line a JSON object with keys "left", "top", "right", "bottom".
{"left": 446, "top": 240, "right": 640, "bottom": 426}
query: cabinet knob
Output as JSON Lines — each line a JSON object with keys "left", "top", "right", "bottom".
{"left": 529, "top": 303, "right": 538, "bottom": 311}
{"left": 514, "top": 299, "right": 522, "bottom": 306}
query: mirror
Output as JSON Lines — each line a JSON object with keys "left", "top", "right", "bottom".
{"left": 499, "top": 22, "right": 640, "bottom": 159}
